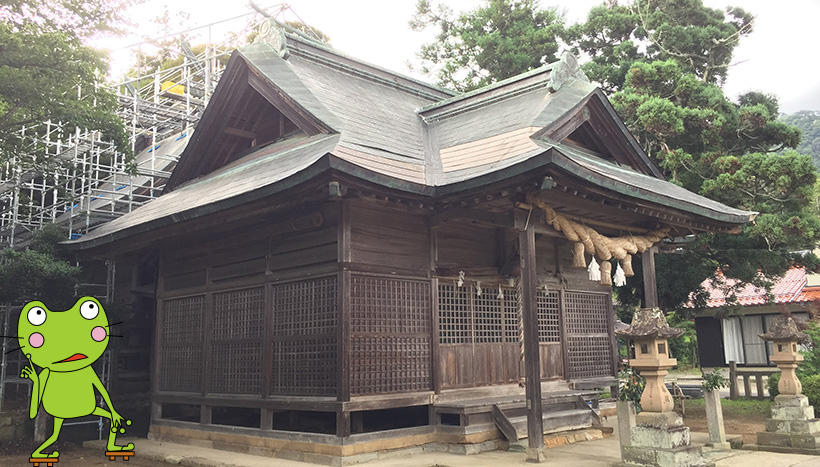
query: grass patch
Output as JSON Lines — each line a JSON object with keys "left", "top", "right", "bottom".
{"left": 667, "top": 366, "right": 701, "bottom": 378}
{"left": 685, "top": 398, "right": 770, "bottom": 418}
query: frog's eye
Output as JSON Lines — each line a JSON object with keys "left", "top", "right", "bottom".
{"left": 27, "top": 307, "right": 46, "bottom": 326}
{"left": 80, "top": 300, "right": 99, "bottom": 320}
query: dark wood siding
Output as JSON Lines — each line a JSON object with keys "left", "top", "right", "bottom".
{"left": 155, "top": 204, "right": 339, "bottom": 398}
{"left": 348, "top": 201, "right": 429, "bottom": 273}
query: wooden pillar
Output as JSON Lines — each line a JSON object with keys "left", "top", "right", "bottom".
{"left": 336, "top": 410, "right": 351, "bottom": 438}
{"left": 729, "top": 361, "right": 738, "bottom": 400}
{"left": 337, "top": 200, "right": 351, "bottom": 402}
{"left": 519, "top": 223, "right": 546, "bottom": 461}
{"left": 641, "top": 246, "right": 658, "bottom": 309}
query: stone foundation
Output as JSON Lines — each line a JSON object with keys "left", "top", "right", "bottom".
{"left": 618, "top": 412, "right": 713, "bottom": 467}
{"left": 756, "top": 394, "right": 820, "bottom": 454}
{"left": 149, "top": 421, "right": 608, "bottom": 465}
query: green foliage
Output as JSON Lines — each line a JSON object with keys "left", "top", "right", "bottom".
{"left": 803, "top": 374, "right": 820, "bottom": 409}
{"left": 0, "top": 2, "right": 130, "bottom": 169}
{"left": 781, "top": 111, "right": 820, "bottom": 169}
{"left": 0, "top": 0, "right": 133, "bottom": 38}
{"left": 0, "top": 225, "right": 80, "bottom": 308}
{"left": 410, "top": 0, "right": 564, "bottom": 91}
{"left": 618, "top": 363, "right": 645, "bottom": 412}
{"left": 667, "top": 312, "right": 696, "bottom": 367}
{"left": 798, "top": 321, "right": 820, "bottom": 380}
{"left": 701, "top": 370, "right": 729, "bottom": 391}
{"left": 686, "top": 397, "right": 771, "bottom": 417}
{"left": 567, "top": 0, "right": 753, "bottom": 92}
{"left": 769, "top": 373, "right": 780, "bottom": 400}
{"left": 612, "top": 61, "right": 817, "bottom": 310}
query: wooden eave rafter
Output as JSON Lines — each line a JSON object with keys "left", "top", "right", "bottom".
{"left": 433, "top": 165, "right": 743, "bottom": 236}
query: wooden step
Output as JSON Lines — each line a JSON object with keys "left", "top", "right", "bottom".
{"left": 491, "top": 404, "right": 518, "bottom": 442}
{"left": 512, "top": 409, "right": 595, "bottom": 439}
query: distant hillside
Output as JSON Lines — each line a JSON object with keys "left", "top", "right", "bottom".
{"left": 781, "top": 110, "right": 820, "bottom": 168}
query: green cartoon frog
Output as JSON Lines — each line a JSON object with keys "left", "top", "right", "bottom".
{"left": 17, "top": 296, "right": 134, "bottom": 459}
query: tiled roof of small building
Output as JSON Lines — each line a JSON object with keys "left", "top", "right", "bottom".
{"left": 698, "top": 267, "right": 819, "bottom": 308}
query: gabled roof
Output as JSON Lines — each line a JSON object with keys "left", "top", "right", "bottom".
{"left": 64, "top": 21, "right": 756, "bottom": 250}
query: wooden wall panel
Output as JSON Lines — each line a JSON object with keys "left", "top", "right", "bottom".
{"left": 439, "top": 345, "right": 473, "bottom": 388}
{"left": 158, "top": 205, "right": 338, "bottom": 296}
{"left": 535, "top": 237, "right": 559, "bottom": 276}
{"left": 269, "top": 226, "right": 337, "bottom": 272}
{"left": 539, "top": 343, "right": 563, "bottom": 379}
{"left": 436, "top": 222, "right": 497, "bottom": 270}
{"left": 348, "top": 201, "right": 429, "bottom": 272}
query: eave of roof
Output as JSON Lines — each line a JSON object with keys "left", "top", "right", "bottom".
{"left": 547, "top": 143, "right": 756, "bottom": 225}
{"left": 64, "top": 138, "right": 756, "bottom": 251}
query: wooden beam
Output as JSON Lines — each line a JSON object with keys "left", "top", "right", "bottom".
{"left": 518, "top": 223, "right": 546, "bottom": 461}
{"left": 223, "top": 126, "right": 256, "bottom": 139}
{"left": 642, "top": 246, "right": 658, "bottom": 309}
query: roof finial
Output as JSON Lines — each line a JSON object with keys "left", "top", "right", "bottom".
{"left": 547, "top": 52, "right": 589, "bottom": 93}
{"left": 253, "top": 18, "right": 288, "bottom": 58}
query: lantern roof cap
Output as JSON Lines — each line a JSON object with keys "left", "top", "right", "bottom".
{"left": 759, "top": 315, "right": 810, "bottom": 344}
{"left": 615, "top": 308, "right": 684, "bottom": 339}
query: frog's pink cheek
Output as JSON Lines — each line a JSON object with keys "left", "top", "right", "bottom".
{"left": 91, "top": 326, "right": 107, "bottom": 342}
{"left": 29, "top": 333, "right": 43, "bottom": 348}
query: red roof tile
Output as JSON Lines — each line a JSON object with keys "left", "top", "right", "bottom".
{"left": 698, "top": 267, "right": 813, "bottom": 308}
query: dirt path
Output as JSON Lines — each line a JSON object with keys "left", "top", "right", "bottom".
{"left": 682, "top": 406, "right": 766, "bottom": 444}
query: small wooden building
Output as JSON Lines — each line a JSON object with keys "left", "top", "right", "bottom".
{"left": 694, "top": 267, "right": 818, "bottom": 368}
{"left": 66, "top": 24, "right": 754, "bottom": 462}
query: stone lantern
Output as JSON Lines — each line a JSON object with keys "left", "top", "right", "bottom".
{"left": 616, "top": 308, "right": 683, "bottom": 413}
{"left": 615, "top": 308, "right": 709, "bottom": 467}
{"left": 760, "top": 316, "right": 808, "bottom": 396}
{"left": 755, "top": 316, "right": 820, "bottom": 454}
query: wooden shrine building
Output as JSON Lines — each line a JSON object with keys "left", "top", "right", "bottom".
{"left": 65, "top": 22, "right": 755, "bottom": 463}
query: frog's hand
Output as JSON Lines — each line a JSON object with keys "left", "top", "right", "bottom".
{"left": 22, "top": 354, "right": 42, "bottom": 420}
{"left": 20, "top": 354, "right": 37, "bottom": 382}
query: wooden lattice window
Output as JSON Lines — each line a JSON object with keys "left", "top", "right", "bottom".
{"left": 270, "top": 277, "right": 337, "bottom": 396}
{"left": 438, "top": 283, "right": 519, "bottom": 344}
{"left": 474, "top": 292, "right": 504, "bottom": 344}
{"left": 564, "top": 291, "right": 613, "bottom": 379}
{"left": 349, "top": 275, "right": 432, "bottom": 395}
{"left": 536, "top": 290, "right": 560, "bottom": 343}
{"left": 502, "top": 287, "right": 520, "bottom": 343}
{"left": 159, "top": 295, "right": 204, "bottom": 392}
{"left": 438, "top": 283, "right": 472, "bottom": 344}
{"left": 209, "top": 287, "right": 264, "bottom": 394}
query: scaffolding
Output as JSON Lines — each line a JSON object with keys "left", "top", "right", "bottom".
{"left": 0, "top": 42, "right": 228, "bottom": 248}
{"left": 0, "top": 3, "right": 298, "bottom": 248}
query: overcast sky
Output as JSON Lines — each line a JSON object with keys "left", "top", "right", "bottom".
{"left": 93, "top": 0, "right": 820, "bottom": 114}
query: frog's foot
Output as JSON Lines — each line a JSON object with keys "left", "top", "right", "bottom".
{"left": 105, "top": 442, "right": 134, "bottom": 451}
{"left": 31, "top": 449, "right": 59, "bottom": 458}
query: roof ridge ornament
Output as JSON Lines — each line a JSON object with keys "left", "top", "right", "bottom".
{"left": 253, "top": 19, "right": 289, "bottom": 58}
{"left": 547, "top": 52, "right": 589, "bottom": 93}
